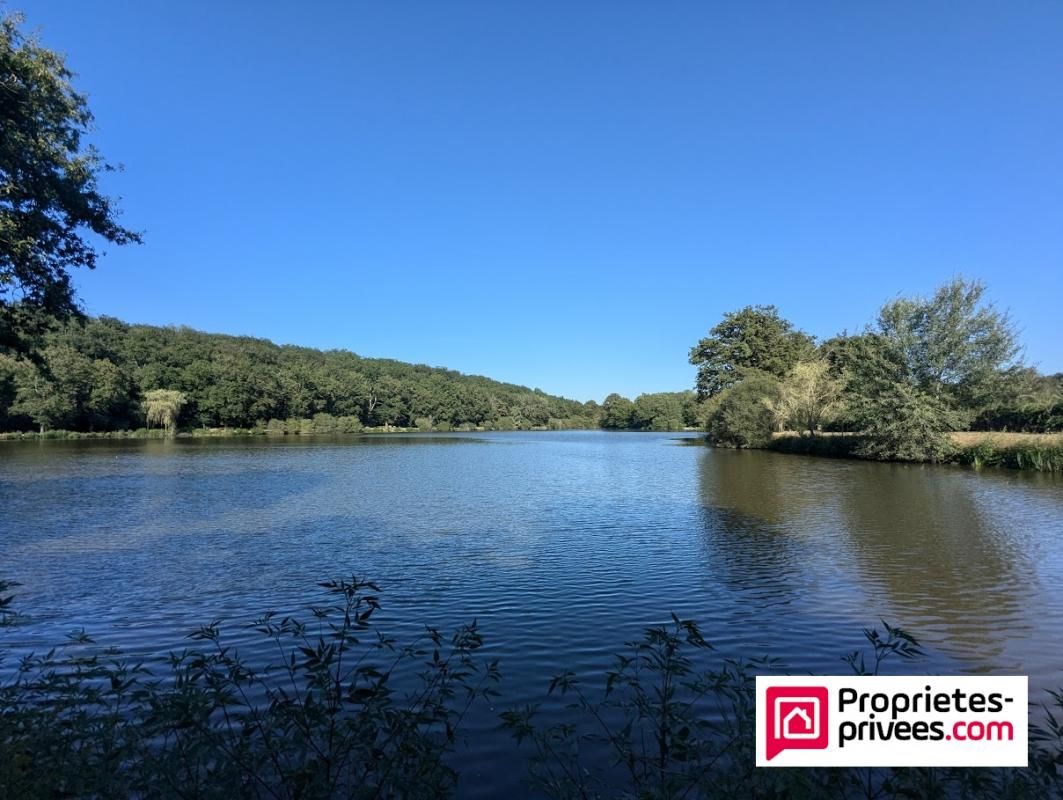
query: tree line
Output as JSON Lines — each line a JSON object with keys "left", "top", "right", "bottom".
{"left": 688, "top": 278, "right": 1062, "bottom": 461}
{"left": 0, "top": 317, "right": 603, "bottom": 433}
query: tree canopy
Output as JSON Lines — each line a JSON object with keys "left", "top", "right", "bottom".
{"left": 693, "top": 279, "right": 1044, "bottom": 459}
{"left": 688, "top": 305, "right": 815, "bottom": 398}
{"left": 1, "top": 12, "right": 140, "bottom": 356}
{"left": 0, "top": 317, "right": 597, "bottom": 433}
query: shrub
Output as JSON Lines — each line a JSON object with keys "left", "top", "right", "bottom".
{"left": 706, "top": 372, "right": 781, "bottom": 448}
{"left": 0, "top": 578, "right": 499, "bottom": 799}
{"left": 503, "top": 619, "right": 1063, "bottom": 800}
{"left": 4, "top": 581, "right": 1063, "bottom": 799}
{"left": 851, "top": 383, "right": 962, "bottom": 462}
{"left": 335, "top": 415, "right": 364, "bottom": 434}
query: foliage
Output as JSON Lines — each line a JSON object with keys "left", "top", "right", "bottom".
{"left": 875, "top": 278, "right": 1021, "bottom": 412}
{"left": 852, "top": 381, "right": 963, "bottom": 462}
{"left": 4, "top": 584, "right": 1063, "bottom": 798}
{"left": 972, "top": 370, "right": 1063, "bottom": 433}
{"left": 631, "top": 391, "right": 698, "bottom": 431}
{"left": 600, "top": 393, "right": 636, "bottom": 429}
{"left": 706, "top": 372, "right": 781, "bottom": 448}
{"left": 689, "top": 280, "right": 1054, "bottom": 465}
{"left": 0, "top": 317, "right": 590, "bottom": 433}
{"left": 768, "top": 432, "right": 864, "bottom": 459}
{"left": 0, "top": 12, "right": 140, "bottom": 357}
{"left": 504, "top": 620, "right": 1063, "bottom": 800}
{"left": 955, "top": 437, "right": 1063, "bottom": 473}
{"left": 144, "top": 389, "right": 186, "bottom": 435}
{"left": 0, "top": 577, "right": 499, "bottom": 799}
{"left": 599, "top": 392, "right": 696, "bottom": 431}
{"left": 688, "top": 305, "right": 815, "bottom": 399}
{"left": 767, "top": 358, "right": 844, "bottom": 437}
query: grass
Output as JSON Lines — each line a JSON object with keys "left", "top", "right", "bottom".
{"left": 951, "top": 431, "right": 1063, "bottom": 447}
{"left": 766, "top": 431, "right": 1063, "bottom": 473}
{"left": 952, "top": 432, "right": 1063, "bottom": 472}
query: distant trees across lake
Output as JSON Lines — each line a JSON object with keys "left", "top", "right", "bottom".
{"left": 0, "top": 318, "right": 586, "bottom": 433}
{"left": 0, "top": 318, "right": 696, "bottom": 435}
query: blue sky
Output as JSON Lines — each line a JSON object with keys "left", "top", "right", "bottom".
{"left": 15, "top": 1, "right": 1063, "bottom": 401}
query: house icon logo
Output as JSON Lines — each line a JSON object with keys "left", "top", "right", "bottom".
{"left": 765, "top": 686, "right": 830, "bottom": 760}
{"left": 781, "top": 704, "right": 816, "bottom": 738}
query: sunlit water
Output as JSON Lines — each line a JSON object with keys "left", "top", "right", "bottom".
{"left": 2, "top": 431, "right": 1062, "bottom": 796}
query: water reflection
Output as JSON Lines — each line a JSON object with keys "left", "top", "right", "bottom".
{"left": 696, "top": 447, "right": 1063, "bottom": 681}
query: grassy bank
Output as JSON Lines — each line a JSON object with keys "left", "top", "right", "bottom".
{"left": 767, "top": 431, "right": 1063, "bottom": 473}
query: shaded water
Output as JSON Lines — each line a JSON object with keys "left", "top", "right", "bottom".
{"left": 2, "top": 431, "right": 1062, "bottom": 795}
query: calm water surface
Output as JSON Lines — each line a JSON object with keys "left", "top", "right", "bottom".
{"left": 2, "top": 431, "right": 1062, "bottom": 795}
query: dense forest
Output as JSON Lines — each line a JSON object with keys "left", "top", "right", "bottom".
{"left": 0, "top": 316, "right": 696, "bottom": 434}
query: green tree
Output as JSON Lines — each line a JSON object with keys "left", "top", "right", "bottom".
{"left": 145, "top": 389, "right": 186, "bottom": 435}
{"left": 841, "top": 280, "right": 1020, "bottom": 461}
{"left": 876, "top": 278, "right": 1020, "bottom": 411}
{"left": 689, "top": 305, "right": 815, "bottom": 398}
{"left": 768, "top": 359, "right": 843, "bottom": 437}
{"left": 631, "top": 391, "right": 691, "bottom": 431}
{"left": 11, "top": 343, "right": 92, "bottom": 431}
{"left": 1, "top": 12, "right": 140, "bottom": 357}
{"left": 706, "top": 372, "right": 781, "bottom": 448}
{"left": 842, "top": 334, "right": 966, "bottom": 462}
{"left": 600, "top": 393, "right": 635, "bottom": 429}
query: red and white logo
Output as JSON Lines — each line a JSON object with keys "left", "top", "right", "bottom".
{"left": 756, "top": 676, "right": 1028, "bottom": 767}
{"left": 765, "top": 686, "right": 830, "bottom": 761}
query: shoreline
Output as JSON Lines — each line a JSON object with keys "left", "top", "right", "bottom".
{"left": 3, "top": 426, "right": 1060, "bottom": 473}
{"left": 764, "top": 431, "right": 1063, "bottom": 473}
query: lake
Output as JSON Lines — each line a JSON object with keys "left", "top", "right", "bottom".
{"left": 2, "top": 430, "right": 1062, "bottom": 795}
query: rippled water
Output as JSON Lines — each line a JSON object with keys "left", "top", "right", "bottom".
{"left": 2, "top": 431, "right": 1062, "bottom": 795}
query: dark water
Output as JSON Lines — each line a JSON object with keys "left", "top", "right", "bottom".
{"left": 2, "top": 431, "right": 1062, "bottom": 795}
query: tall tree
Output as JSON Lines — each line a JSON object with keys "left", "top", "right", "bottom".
{"left": 600, "top": 393, "right": 635, "bottom": 429}
{"left": 875, "top": 278, "right": 1020, "bottom": 410}
{"left": 839, "top": 279, "right": 1019, "bottom": 461}
{"left": 689, "top": 305, "right": 815, "bottom": 398}
{"left": 1, "top": 12, "right": 140, "bottom": 356}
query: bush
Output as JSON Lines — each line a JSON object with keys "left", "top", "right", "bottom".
{"left": 972, "top": 403, "right": 1063, "bottom": 433}
{"left": 335, "top": 415, "right": 364, "bottom": 434}
{"left": 0, "top": 578, "right": 498, "bottom": 799}
{"left": 706, "top": 373, "right": 781, "bottom": 448}
{"left": 4, "top": 581, "right": 1063, "bottom": 799}
{"left": 851, "top": 383, "right": 962, "bottom": 462}
{"left": 503, "top": 619, "right": 1063, "bottom": 800}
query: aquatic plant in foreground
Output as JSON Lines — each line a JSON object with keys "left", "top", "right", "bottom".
{"left": 3, "top": 578, "right": 1063, "bottom": 798}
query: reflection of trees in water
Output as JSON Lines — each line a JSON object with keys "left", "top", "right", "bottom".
{"left": 693, "top": 450, "right": 874, "bottom": 669}
{"left": 834, "top": 461, "right": 1035, "bottom": 664}
{"left": 695, "top": 447, "right": 1039, "bottom": 669}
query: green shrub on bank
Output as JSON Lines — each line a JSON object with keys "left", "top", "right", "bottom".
{"left": 767, "top": 434, "right": 1063, "bottom": 473}
{"left": 768, "top": 433, "right": 864, "bottom": 458}
{"left": 706, "top": 372, "right": 781, "bottom": 448}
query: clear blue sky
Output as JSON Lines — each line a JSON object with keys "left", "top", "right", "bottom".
{"left": 15, "top": 1, "right": 1063, "bottom": 401}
